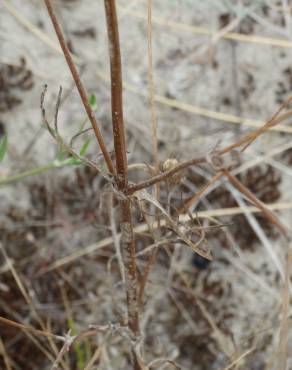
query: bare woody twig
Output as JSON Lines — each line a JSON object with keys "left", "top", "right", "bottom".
{"left": 127, "top": 155, "right": 206, "bottom": 194}
{"left": 43, "top": 0, "right": 115, "bottom": 175}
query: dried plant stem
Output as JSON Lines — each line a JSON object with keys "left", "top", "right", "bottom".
{"left": 4, "top": 1, "right": 292, "bottom": 134}
{"left": 222, "top": 348, "right": 256, "bottom": 370}
{"left": 104, "top": 1, "right": 141, "bottom": 368}
{"left": 223, "top": 169, "right": 289, "bottom": 237}
{"left": 43, "top": 0, "right": 115, "bottom": 175}
{"left": 0, "top": 316, "right": 64, "bottom": 342}
{"left": 220, "top": 95, "right": 292, "bottom": 156}
{"left": 127, "top": 155, "right": 206, "bottom": 193}
{"left": 179, "top": 171, "right": 223, "bottom": 214}
{"left": 103, "top": 0, "right": 127, "bottom": 183}
{"left": 119, "top": 6, "right": 292, "bottom": 49}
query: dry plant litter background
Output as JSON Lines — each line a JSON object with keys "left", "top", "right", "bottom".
{"left": 1, "top": 0, "right": 292, "bottom": 369}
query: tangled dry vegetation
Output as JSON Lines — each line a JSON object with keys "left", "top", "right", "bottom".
{"left": 1, "top": 0, "right": 292, "bottom": 369}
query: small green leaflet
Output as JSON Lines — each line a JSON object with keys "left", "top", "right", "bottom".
{"left": 88, "top": 93, "right": 97, "bottom": 111}
{"left": 60, "top": 157, "right": 83, "bottom": 166}
{"left": 79, "top": 138, "right": 91, "bottom": 156}
{"left": 0, "top": 135, "right": 8, "bottom": 162}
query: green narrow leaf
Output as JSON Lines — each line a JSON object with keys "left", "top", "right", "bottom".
{"left": 63, "top": 157, "right": 83, "bottom": 166}
{"left": 79, "top": 138, "right": 91, "bottom": 156}
{"left": 55, "top": 148, "right": 67, "bottom": 161}
{"left": 67, "top": 316, "right": 86, "bottom": 369}
{"left": 88, "top": 93, "right": 97, "bottom": 111}
{"left": 0, "top": 135, "right": 8, "bottom": 162}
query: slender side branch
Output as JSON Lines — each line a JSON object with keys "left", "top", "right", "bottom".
{"left": 224, "top": 169, "right": 289, "bottom": 238}
{"left": 127, "top": 155, "right": 206, "bottom": 194}
{"left": 40, "top": 85, "right": 114, "bottom": 184}
{"left": 43, "top": 0, "right": 115, "bottom": 175}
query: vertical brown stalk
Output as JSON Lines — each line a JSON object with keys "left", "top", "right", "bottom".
{"left": 103, "top": 0, "right": 127, "bottom": 185}
{"left": 103, "top": 1, "right": 141, "bottom": 368}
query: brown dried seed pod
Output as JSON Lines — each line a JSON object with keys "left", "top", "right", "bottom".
{"left": 162, "top": 158, "right": 183, "bottom": 186}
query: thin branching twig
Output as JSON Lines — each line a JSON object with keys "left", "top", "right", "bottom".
{"left": 40, "top": 85, "right": 114, "bottom": 185}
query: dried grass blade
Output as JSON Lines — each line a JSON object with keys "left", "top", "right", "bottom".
{"left": 223, "top": 170, "right": 289, "bottom": 237}
{"left": 0, "top": 336, "right": 12, "bottom": 370}
{"left": 179, "top": 171, "right": 223, "bottom": 214}
{"left": 0, "top": 316, "right": 64, "bottom": 342}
